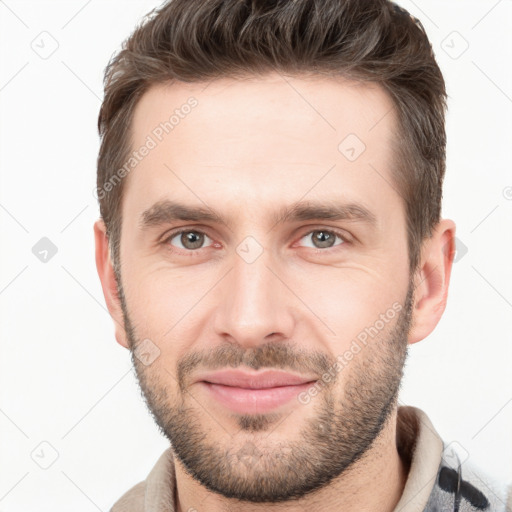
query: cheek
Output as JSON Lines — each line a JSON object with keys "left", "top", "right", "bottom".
{"left": 123, "top": 268, "right": 214, "bottom": 348}
{"left": 290, "top": 268, "right": 402, "bottom": 346}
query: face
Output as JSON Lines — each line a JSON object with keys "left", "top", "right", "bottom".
{"left": 115, "top": 74, "right": 414, "bottom": 502}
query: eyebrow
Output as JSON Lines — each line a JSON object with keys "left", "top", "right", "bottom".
{"left": 139, "top": 199, "right": 377, "bottom": 231}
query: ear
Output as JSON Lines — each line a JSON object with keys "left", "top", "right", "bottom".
{"left": 408, "top": 218, "right": 456, "bottom": 345}
{"left": 94, "top": 219, "right": 129, "bottom": 349}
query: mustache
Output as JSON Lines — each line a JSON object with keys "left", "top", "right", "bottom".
{"left": 175, "top": 342, "right": 335, "bottom": 393}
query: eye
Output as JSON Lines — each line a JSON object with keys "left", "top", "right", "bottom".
{"left": 164, "top": 229, "right": 213, "bottom": 251}
{"left": 161, "top": 227, "right": 348, "bottom": 255}
{"left": 298, "top": 229, "right": 347, "bottom": 250}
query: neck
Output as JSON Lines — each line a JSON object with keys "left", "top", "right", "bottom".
{"left": 174, "top": 407, "right": 409, "bottom": 512}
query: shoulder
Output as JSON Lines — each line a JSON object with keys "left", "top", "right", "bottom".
{"left": 110, "top": 480, "right": 146, "bottom": 512}
{"left": 109, "top": 447, "right": 175, "bottom": 511}
{"left": 428, "top": 442, "right": 512, "bottom": 512}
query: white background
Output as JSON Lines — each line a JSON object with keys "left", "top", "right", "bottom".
{"left": 0, "top": 0, "right": 511, "bottom": 510}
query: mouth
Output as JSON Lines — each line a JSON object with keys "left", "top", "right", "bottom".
{"left": 195, "top": 369, "right": 318, "bottom": 388}
{"left": 194, "top": 369, "right": 318, "bottom": 414}
{"left": 199, "top": 381, "right": 316, "bottom": 414}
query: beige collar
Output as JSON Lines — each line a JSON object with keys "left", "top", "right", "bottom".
{"left": 393, "top": 405, "right": 444, "bottom": 511}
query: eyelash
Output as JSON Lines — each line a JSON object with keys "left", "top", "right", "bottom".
{"left": 160, "top": 227, "right": 351, "bottom": 255}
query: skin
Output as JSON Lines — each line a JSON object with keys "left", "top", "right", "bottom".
{"left": 95, "top": 73, "right": 456, "bottom": 512}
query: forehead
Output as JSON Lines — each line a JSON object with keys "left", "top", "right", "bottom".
{"left": 131, "top": 73, "right": 396, "bottom": 151}
{"left": 124, "top": 73, "right": 401, "bottom": 226}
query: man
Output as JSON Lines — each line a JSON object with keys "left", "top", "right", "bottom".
{"left": 94, "top": 0, "right": 511, "bottom": 510}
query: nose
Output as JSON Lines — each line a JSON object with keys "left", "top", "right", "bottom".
{"left": 213, "top": 245, "right": 295, "bottom": 348}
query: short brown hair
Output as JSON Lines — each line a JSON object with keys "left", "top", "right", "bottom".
{"left": 97, "top": 0, "right": 447, "bottom": 275}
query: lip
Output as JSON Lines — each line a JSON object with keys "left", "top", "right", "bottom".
{"left": 194, "top": 369, "right": 318, "bottom": 414}
{"left": 194, "top": 369, "right": 318, "bottom": 388}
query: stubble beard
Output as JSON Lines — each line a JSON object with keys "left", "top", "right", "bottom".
{"left": 116, "top": 269, "right": 413, "bottom": 503}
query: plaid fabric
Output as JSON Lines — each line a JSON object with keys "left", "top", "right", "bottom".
{"left": 422, "top": 444, "right": 511, "bottom": 512}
